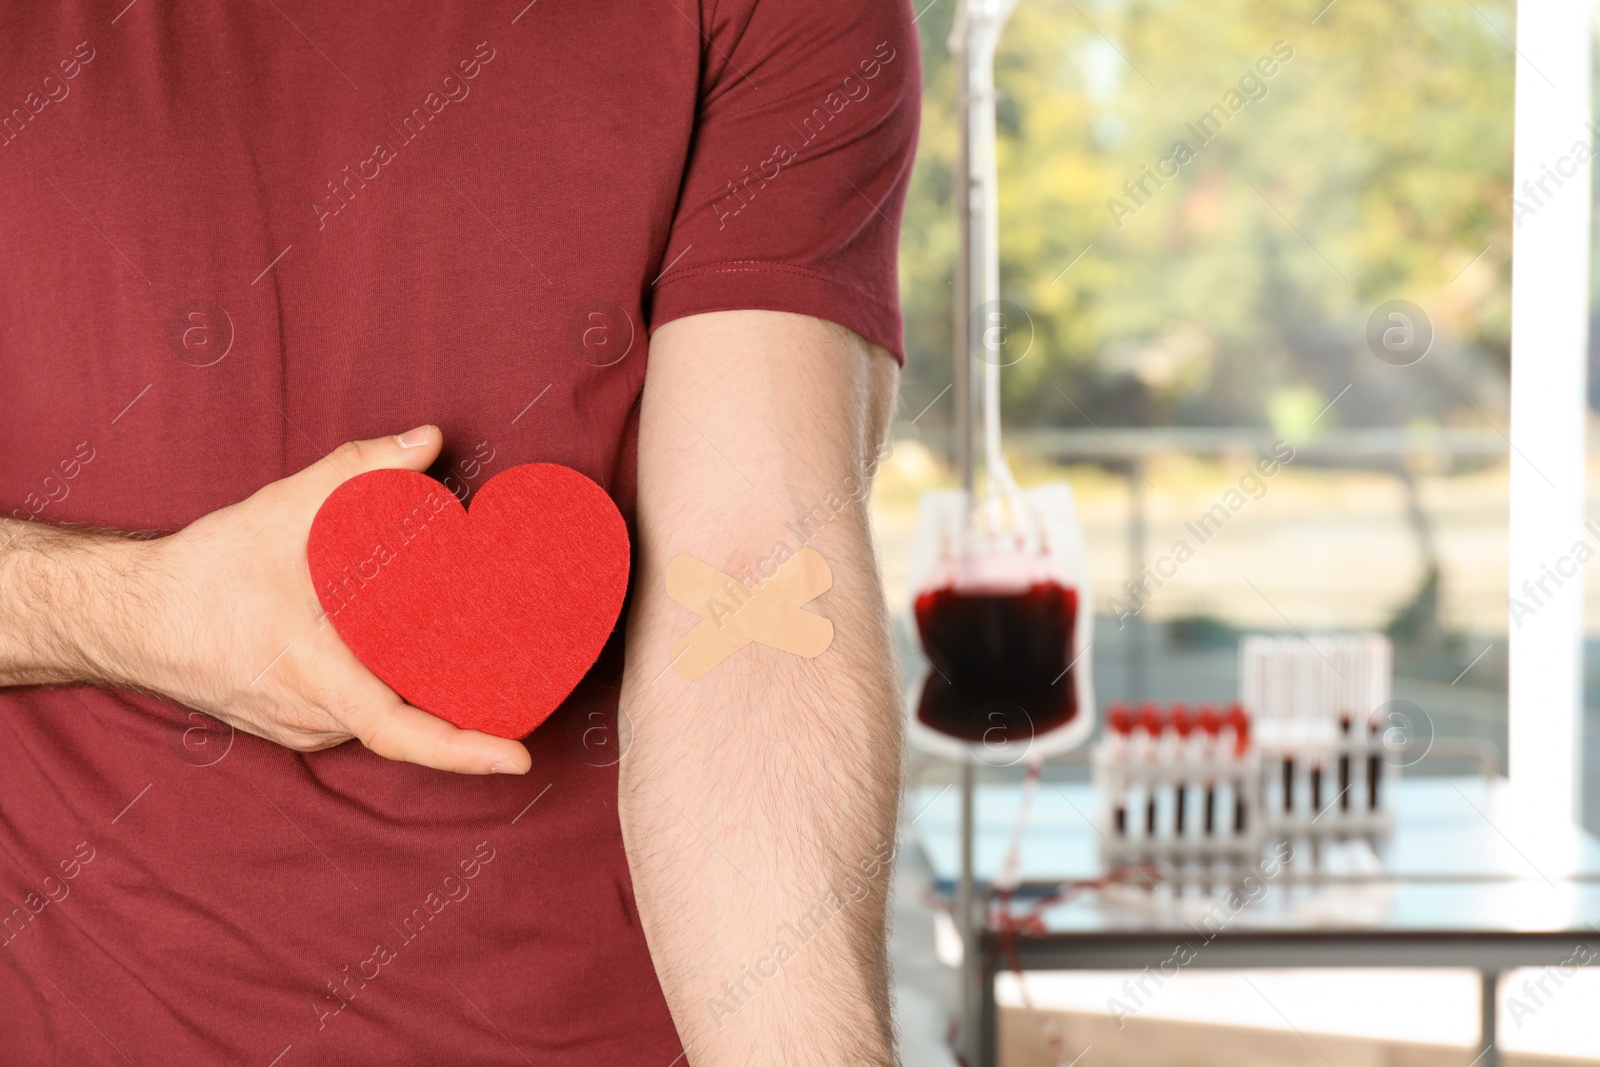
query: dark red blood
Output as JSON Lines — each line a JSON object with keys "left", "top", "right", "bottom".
{"left": 913, "top": 580, "right": 1080, "bottom": 743}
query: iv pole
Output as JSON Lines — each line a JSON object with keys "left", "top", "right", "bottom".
{"left": 950, "top": 1, "right": 1015, "bottom": 1062}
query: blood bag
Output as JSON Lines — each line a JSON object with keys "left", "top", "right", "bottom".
{"left": 905, "top": 483, "right": 1095, "bottom": 762}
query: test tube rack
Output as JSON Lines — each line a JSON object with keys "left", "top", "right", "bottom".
{"left": 1090, "top": 633, "right": 1396, "bottom": 873}
{"left": 1243, "top": 634, "right": 1395, "bottom": 842}
{"left": 1092, "top": 703, "right": 1264, "bottom": 869}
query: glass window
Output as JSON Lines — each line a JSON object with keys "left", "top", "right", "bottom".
{"left": 886, "top": 0, "right": 1515, "bottom": 795}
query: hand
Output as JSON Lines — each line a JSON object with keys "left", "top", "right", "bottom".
{"left": 104, "top": 427, "right": 532, "bottom": 775}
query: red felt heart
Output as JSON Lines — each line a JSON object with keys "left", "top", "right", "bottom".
{"left": 307, "top": 463, "right": 630, "bottom": 739}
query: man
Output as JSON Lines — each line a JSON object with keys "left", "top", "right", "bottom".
{"left": 0, "top": 2, "right": 917, "bottom": 1064}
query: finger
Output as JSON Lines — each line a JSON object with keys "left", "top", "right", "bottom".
{"left": 339, "top": 695, "right": 533, "bottom": 775}
{"left": 308, "top": 635, "right": 529, "bottom": 774}
{"left": 298, "top": 425, "right": 444, "bottom": 498}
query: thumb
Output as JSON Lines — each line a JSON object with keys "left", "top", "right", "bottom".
{"left": 303, "top": 425, "right": 444, "bottom": 495}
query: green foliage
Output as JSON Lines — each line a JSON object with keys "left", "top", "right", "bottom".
{"left": 900, "top": 0, "right": 1514, "bottom": 433}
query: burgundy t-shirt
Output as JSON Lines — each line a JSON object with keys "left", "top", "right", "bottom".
{"left": 0, "top": 3, "right": 918, "bottom": 1064}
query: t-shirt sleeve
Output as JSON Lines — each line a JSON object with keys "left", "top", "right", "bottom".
{"left": 648, "top": 0, "right": 921, "bottom": 361}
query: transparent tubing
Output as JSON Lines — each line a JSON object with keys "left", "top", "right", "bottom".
{"left": 957, "top": 0, "right": 1032, "bottom": 557}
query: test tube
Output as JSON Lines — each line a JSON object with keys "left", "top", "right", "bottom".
{"left": 1238, "top": 638, "right": 1256, "bottom": 718}
{"left": 1227, "top": 704, "right": 1250, "bottom": 836}
{"left": 1367, "top": 714, "right": 1382, "bottom": 811}
{"left": 1199, "top": 704, "right": 1221, "bottom": 837}
{"left": 1171, "top": 704, "right": 1193, "bottom": 837}
{"left": 1139, "top": 703, "right": 1162, "bottom": 836}
{"left": 1280, "top": 652, "right": 1292, "bottom": 819}
{"left": 1107, "top": 703, "right": 1134, "bottom": 837}
{"left": 1338, "top": 713, "right": 1352, "bottom": 813}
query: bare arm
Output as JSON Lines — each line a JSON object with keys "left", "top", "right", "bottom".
{"left": 0, "top": 520, "right": 152, "bottom": 688}
{"left": 620, "top": 310, "right": 903, "bottom": 1066}
{"left": 0, "top": 429, "right": 529, "bottom": 775}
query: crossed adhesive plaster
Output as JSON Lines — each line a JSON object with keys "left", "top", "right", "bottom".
{"left": 666, "top": 548, "right": 834, "bottom": 679}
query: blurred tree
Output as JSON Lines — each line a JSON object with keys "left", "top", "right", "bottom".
{"left": 899, "top": 0, "right": 1514, "bottom": 436}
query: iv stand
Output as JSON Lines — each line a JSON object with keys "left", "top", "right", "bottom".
{"left": 950, "top": 1, "right": 1016, "bottom": 1063}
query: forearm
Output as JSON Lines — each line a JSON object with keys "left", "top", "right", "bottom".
{"left": 618, "top": 311, "right": 904, "bottom": 1066}
{"left": 0, "top": 518, "right": 152, "bottom": 688}
{"left": 621, "top": 530, "right": 902, "bottom": 1064}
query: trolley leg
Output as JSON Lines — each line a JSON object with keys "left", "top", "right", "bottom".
{"left": 1479, "top": 970, "right": 1499, "bottom": 1067}
{"left": 978, "top": 957, "right": 998, "bottom": 1067}
{"left": 958, "top": 762, "right": 980, "bottom": 1065}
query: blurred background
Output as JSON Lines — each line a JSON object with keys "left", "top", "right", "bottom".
{"left": 871, "top": 1, "right": 1600, "bottom": 1063}
{"left": 881, "top": 0, "right": 1524, "bottom": 802}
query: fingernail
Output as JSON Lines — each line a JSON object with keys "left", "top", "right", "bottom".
{"left": 396, "top": 425, "right": 433, "bottom": 448}
{"left": 489, "top": 761, "right": 526, "bottom": 775}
